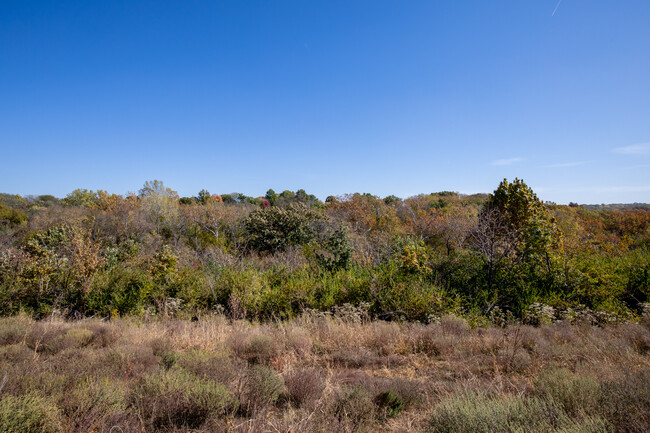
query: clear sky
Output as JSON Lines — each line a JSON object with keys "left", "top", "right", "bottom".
{"left": 1, "top": 1, "right": 649, "bottom": 204}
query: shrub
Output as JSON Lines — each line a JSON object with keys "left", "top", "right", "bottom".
{"left": 61, "top": 377, "right": 127, "bottom": 432}
{"left": 599, "top": 370, "right": 650, "bottom": 433}
{"left": 158, "top": 351, "right": 178, "bottom": 370}
{"left": 284, "top": 369, "right": 324, "bottom": 408}
{"left": 230, "top": 333, "right": 279, "bottom": 365}
{"left": 525, "top": 303, "right": 556, "bottom": 326}
{"left": 427, "top": 392, "right": 608, "bottom": 433}
{"left": 240, "top": 365, "right": 284, "bottom": 413}
{"left": 245, "top": 203, "right": 324, "bottom": 253}
{"left": 374, "top": 390, "right": 403, "bottom": 418}
{"left": 86, "top": 265, "right": 152, "bottom": 316}
{"left": 0, "top": 393, "right": 63, "bottom": 433}
{"left": 621, "top": 323, "right": 650, "bottom": 355}
{"left": 85, "top": 322, "right": 121, "bottom": 347}
{"left": 64, "top": 327, "right": 94, "bottom": 348}
{"left": 176, "top": 350, "right": 239, "bottom": 385}
{"left": 413, "top": 325, "right": 455, "bottom": 357}
{"left": 440, "top": 315, "right": 471, "bottom": 335}
{"left": 25, "top": 323, "right": 69, "bottom": 354}
{"left": 24, "top": 324, "right": 95, "bottom": 356}
{"left": 317, "top": 227, "right": 354, "bottom": 271}
{"left": 134, "top": 368, "right": 236, "bottom": 429}
{"left": 533, "top": 368, "right": 601, "bottom": 417}
{"left": 331, "top": 386, "right": 376, "bottom": 431}
{"left": 0, "top": 317, "right": 27, "bottom": 345}
{"left": 383, "top": 378, "right": 423, "bottom": 409}
{"left": 0, "top": 343, "right": 33, "bottom": 363}
{"left": 149, "top": 336, "right": 173, "bottom": 356}
{"left": 106, "top": 344, "right": 159, "bottom": 380}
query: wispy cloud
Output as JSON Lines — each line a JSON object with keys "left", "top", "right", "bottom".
{"left": 563, "top": 186, "right": 650, "bottom": 193}
{"left": 544, "top": 161, "right": 590, "bottom": 168}
{"left": 613, "top": 143, "right": 650, "bottom": 155}
{"left": 552, "top": 0, "right": 563, "bottom": 17}
{"left": 491, "top": 157, "right": 524, "bottom": 166}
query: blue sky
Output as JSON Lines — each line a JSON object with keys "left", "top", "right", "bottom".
{"left": 1, "top": 0, "right": 649, "bottom": 204}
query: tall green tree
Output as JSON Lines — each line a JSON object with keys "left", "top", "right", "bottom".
{"left": 485, "top": 178, "right": 559, "bottom": 259}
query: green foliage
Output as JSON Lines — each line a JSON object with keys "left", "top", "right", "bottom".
{"left": 0, "top": 179, "right": 648, "bottom": 321}
{"left": 428, "top": 392, "right": 608, "bottom": 433}
{"left": 196, "top": 189, "right": 211, "bottom": 204}
{"left": 0, "top": 193, "right": 28, "bottom": 209}
{"left": 241, "top": 365, "right": 284, "bottom": 410}
{"left": 486, "top": 177, "right": 560, "bottom": 259}
{"left": 265, "top": 188, "right": 278, "bottom": 206}
{"left": 0, "top": 202, "right": 27, "bottom": 225}
{"left": 63, "top": 378, "right": 128, "bottom": 430}
{"left": 488, "top": 178, "right": 547, "bottom": 234}
{"left": 374, "top": 390, "right": 404, "bottom": 418}
{"left": 384, "top": 195, "right": 401, "bottom": 205}
{"left": 30, "top": 195, "right": 61, "bottom": 207}
{"left": 393, "top": 237, "right": 431, "bottom": 274}
{"left": 0, "top": 393, "right": 63, "bottom": 433}
{"left": 245, "top": 203, "right": 324, "bottom": 252}
{"left": 533, "top": 368, "right": 601, "bottom": 417}
{"left": 135, "top": 368, "right": 236, "bottom": 429}
{"left": 317, "top": 227, "right": 354, "bottom": 271}
{"left": 87, "top": 265, "right": 153, "bottom": 316}
{"left": 373, "top": 271, "right": 447, "bottom": 321}
{"left": 62, "top": 188, "right": 99, "bottom": 207}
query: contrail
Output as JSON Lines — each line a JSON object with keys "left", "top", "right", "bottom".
{"left": 552, "top": 0, "right": 563, "bottom": 16}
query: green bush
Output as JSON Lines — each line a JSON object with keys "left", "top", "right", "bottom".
{"left": 374, "top": 390, "right": 403, "bottom": 418}
{"left": 134, "top": 368, "right": 236, "bottom": 429}
{"left": 238, "top": 335, "right": 279, "bottom": 365}
{"left": 317, "top": 227, "right": 354, "bottom": 271}
{"left": 244, "top": 203, "right": 324, "bottom": 252}
{"left": 372, "top": 267, "right": 449, "bottom": 321}
{"left": 0, "top": 393, "right": 63, "bottom": 433}
{"left": 428, "top": 392, "right": 608, "bottom": 433}
{"left": 87, "top": 265, "right": 153, "bottom": 316}
{"left": 533, "top": 368, "right": 601, "bottom": 417}
{"left": 241, "top": 365, "right": 284, "bottom": 412}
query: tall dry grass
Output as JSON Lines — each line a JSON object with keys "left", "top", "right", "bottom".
{"left": 0, "top": 313, "right": 649, "bottom": 432}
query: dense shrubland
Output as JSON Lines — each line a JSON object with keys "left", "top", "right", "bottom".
{"left": 0, "top": 178, "right": 649, "bottom": 322}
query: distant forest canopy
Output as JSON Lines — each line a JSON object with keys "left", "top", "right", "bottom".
{"left": 1, "top": 178, "right": 649, "bottom": 323}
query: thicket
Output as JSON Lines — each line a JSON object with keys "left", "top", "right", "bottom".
{"left": 0, "top": 178, "right": 648, "bottom": 322}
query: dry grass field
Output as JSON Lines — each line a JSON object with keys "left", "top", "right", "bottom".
{"left": 1, "top": 312, "right": 650, "bottom": 432}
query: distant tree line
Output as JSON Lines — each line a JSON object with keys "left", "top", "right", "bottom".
{"left": 0, "top": 178, "right": 648, "bottom": 323}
